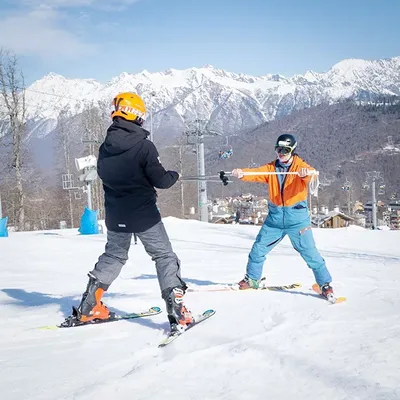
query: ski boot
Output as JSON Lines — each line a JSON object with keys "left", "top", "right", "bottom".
{"left": 320, "top": 283, "right": 336, "bottom": 303}
{"left": 238, "top": 275, "right": 260, "bottom": 290}
{"left": 165, "top": 287, "right": 193, "bottom": 333}
{"left": 61, "top": 274, "right": 112, "bottom": 327}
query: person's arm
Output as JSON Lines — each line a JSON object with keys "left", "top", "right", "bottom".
{"left": 232, "top": 163, "right": 274, "bottom": 183}
{"left": 141, "top": 141, "right": 179, "bottom": 189}
{"left": 297, "top": 159, "right": 316, "bottom": 184}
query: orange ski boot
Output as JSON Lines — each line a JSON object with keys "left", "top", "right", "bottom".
{"left": 76, "top": 274, "right": 111, "bottom": 322}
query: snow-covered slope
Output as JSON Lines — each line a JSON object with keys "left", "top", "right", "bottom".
{"left": 23, "top": 56, "right": 400, "bottom": 139}
{"left": 1, "top": 218, "right": 400, "bottom": 400}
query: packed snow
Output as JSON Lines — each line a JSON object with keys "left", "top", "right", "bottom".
{"left": 1, "top": 218, "right": 400, "bottom": 400}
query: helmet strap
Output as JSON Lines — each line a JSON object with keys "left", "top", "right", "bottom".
{"left": 134, "top": 116, "right": 144, "bottom": 126}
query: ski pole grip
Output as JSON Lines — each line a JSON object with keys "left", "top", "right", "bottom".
{"left": 296, "top": 170, "right": 319, "bottom": 177}
{"left": 219, "top": 171, "right": 229, "bottom": 186}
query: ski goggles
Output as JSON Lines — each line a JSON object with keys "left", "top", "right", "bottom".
{"left": 275, "top": 146, "right": 293, "bottom": 155}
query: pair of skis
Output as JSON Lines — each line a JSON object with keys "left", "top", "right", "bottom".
{"left": 37, "top": 281, "right": 345, "bottom": 347}
{"left": 187, "top": 279, "right": 346, "bottom": 304}
{"left": 37, "top": 305, "right": 216, "bottom": 348}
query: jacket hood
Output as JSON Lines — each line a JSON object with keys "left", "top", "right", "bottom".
{"left": 102, "top": 117, "right": 150, "bottom": 155}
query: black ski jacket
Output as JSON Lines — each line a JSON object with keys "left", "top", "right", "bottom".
{"left": 97, "top": 117, "right": 179, "bottom": 233}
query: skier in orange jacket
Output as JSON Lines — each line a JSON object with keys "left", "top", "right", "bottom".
{"left": 232, "top": 134, "right": 334, "bottom": 300}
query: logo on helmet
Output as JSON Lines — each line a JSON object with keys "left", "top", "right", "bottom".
{"left": 117, "top": 105, "right": 145, "bottom": 118}
{"left": 278, "top": 140, "right": 292, "bottom": 147}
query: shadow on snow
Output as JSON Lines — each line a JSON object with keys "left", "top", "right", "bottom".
{"left": 1, "top": 288, "right": 164, "bottom": 330}
{"left": 131, "top": 273, "right": 230, "bottom": 287}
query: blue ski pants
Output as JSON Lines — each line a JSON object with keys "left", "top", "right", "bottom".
{"left": 246, "top": 223, "right": 332, "bottom": 286}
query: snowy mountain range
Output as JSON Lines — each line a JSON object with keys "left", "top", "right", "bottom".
{"left": 24, "top": 56, "right": 400, "bottom": 140}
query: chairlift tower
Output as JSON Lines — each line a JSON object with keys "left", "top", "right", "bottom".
{"left": 364, "top": 171, "right": 383, "bottom": 229}
{"left": 185, "top": 119, "right": 223, "bottom": 222}
{"left": 341, "top": 178, "right": 352, "bottom": 216}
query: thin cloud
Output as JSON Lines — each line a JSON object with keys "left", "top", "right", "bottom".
{"left": 0, "top": 0, "right": 142, "bottom": 58}
{"left": 22, "top": 0, "right": 141, "bottom": 9}
{"left": 0, "top": 7, "right": 97, "bottom": 59}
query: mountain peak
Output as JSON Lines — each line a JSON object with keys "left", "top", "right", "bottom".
{"left": 41, "top": 72, "right": 66, "bottom": 81}
{"left": 331, "top": 58, "right": 371, "bottom": 72}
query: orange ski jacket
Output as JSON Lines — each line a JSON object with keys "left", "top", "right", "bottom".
{"left": 239, "top": 155, "right": 315, "bottom": 228}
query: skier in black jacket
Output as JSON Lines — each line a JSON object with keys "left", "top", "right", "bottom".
{"left": 71, "top": 92, "right": 193, "bottom": 333}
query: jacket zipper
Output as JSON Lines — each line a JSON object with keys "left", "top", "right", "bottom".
{"left": 280, "top": 157, "right": 295, "bottom": 229}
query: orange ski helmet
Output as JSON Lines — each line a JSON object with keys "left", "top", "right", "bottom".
{"left": 111, "top": 92, "right": 146, "bottom": 125}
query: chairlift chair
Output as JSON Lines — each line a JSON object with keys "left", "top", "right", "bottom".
{"left": 217, "top": 135, "right": 233, "bottom": 159}
{"left": 218, "top": 147, "right": 233, "bottom": 159}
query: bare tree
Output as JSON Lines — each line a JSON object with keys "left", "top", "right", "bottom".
{"left": 0, "top": 48, "right": 26, "bottom": 230}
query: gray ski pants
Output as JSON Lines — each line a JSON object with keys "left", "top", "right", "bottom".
{"left": 90, "top": 221, "right": 185, "bottom": 299}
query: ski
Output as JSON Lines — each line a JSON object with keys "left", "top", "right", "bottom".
{"left": 311, "top": 284, "right": 347, "bottom": 304}
{"left": 158, "top": 309, "right": 216, "bottom": 348}
{"left": 37, "top": 306, "right": 162, "bottom": 330}
{"left": 260, "top": 282, "right": 302, "bottom": 291}
{"left": 187, "top": 278, "right": 301, "bottom": 293}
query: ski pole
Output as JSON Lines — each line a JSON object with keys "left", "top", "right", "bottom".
{"left": 180, "top": 175, "right": 221, "bottom": 180}
{"left": 221, "top": 170, "right": 319, "bottom": 176}
{"left": 180, "top": 177, "right": 226, "bottom": 183}
{"left": 179, "top": 173, "right": 232, "bottom": 186}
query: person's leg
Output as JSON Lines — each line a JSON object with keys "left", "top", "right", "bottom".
{"left": 76, "top": 230, "right": 132, "bottom": 321}
{"left": 287, "top": 226, "right": 332, "bottom": 286}
{"left": 242, "top": 223, "right": 285, "bottom": 286}
{"left": 137, "top": 221, "right": 191, "bottom": 329}
{"left": 137, "top": 221, "right": 185, "bottom": 296}
{"left": 90, "top": 230, "right": 133, "bottom": 284}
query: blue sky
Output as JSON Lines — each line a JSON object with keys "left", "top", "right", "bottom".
{"left": 1, "top": 0, "right": 399, "bottom": 85}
